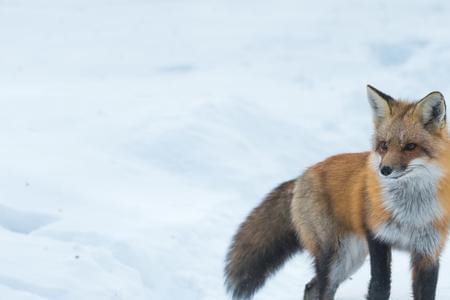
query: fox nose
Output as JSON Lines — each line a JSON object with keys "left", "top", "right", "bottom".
{"left": 380, "top": 166, "right": 393, "bottom": 176}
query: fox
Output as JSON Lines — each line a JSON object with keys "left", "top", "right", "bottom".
{"left": 224, "top": 85, "right": 450, "bottom": 300}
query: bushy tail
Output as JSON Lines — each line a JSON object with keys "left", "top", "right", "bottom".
{"left": 224, "top": 180, "right": 302, "bottom": 299}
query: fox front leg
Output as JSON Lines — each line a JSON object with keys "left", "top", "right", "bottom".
{"left": 411, "top": 254, "right": 439, "bottom": 300}
{"left": 367, "top": 234, "right": 391, "bottom": 300}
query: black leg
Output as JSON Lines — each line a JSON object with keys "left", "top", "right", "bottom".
{"left": 314, "top": 247, "right": 336, "bottom": 300}
{"left": 367, "top": 233, "right": 391, "bottom": 300}
{"left": 412, "top": 254, "right": 439, "bottom": 300}
{"left": 303, "top": 277, "right": 319, "bottom": 300}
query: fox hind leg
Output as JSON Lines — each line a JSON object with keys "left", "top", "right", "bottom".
{"left": 303, "top": 277, "right": 319, "bottom": 300}
{"left": 292, "top": 176, "right": 367, "bottom": 299}
{"left": 302, "top": 247, "right": 337, "bottom": 300}
{"left": 304, "top": 235, "right": 368, "bottom": 300}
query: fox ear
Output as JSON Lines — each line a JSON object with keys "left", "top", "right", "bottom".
{"left": 415, "top": 91, "right": 446, "bottom": 131}
{"left": 367, "top": 85, "right": 394, "bottom": 126}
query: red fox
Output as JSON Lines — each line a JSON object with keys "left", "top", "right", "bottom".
{"left": 225, "top": 85, "right": 450, "bottom": 300}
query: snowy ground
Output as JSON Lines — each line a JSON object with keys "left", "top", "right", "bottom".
{"left": 2, "top": 0, "right": 450, "bottom": 299}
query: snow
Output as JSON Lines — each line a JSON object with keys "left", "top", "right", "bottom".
{"left": 1, "top": 0, "right": 450, "bottom": 299}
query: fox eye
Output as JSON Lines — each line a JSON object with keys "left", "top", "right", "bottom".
{"left": 404, "top": 143, "right": 417, "bottom": 151}
{"left": 378, "top": 141, "right": 388, "bottom": 152}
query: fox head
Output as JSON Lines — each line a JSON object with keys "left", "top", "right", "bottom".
{"left": 367, "top": 85, "right": 448, "bottom": 179}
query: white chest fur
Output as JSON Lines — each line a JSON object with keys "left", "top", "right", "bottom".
{"left": 372, "top": 157, "right": 444, "bottom": 256}
{"left": 376, "top": 220, "right": 440, "bottom": 255}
